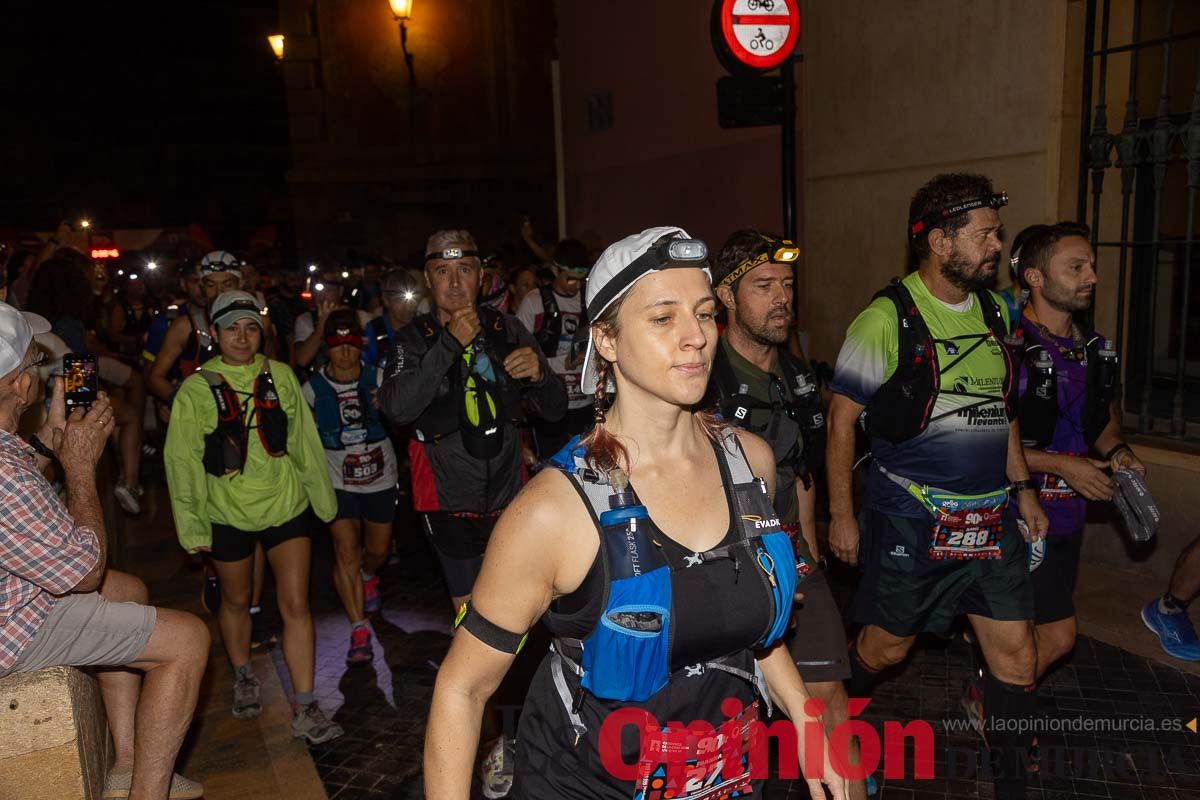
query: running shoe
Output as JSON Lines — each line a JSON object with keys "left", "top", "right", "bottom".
{"left": 346, "top": 626, "right": 374, "bottom": 665}
{"left": 960, "top": 678, "right": 987, "bottom": 743}
{"left": 479, "top": 736, "right": 515, "bottom": 799}
{"left": 250, "top": 608, "right": 277, "bottom": 649}
{"left": 201, "top": 568, "right": 221, "bottom": 615}
{"left": 232, "top": 674, "right": 262, "bottom": 719}
{"left": 1141, "top": 600, "right": 1200, "bottom": 661}
{"left": 291, "top": 702, "right": 344, "bottom": 745}
{"left": 102, "top": 768, "right": 204, "bottom": 799}
{"left": 363, "top": 574, "right": 382, "bottom": 614}
{"left": 114, "top": 480, "right": 141, "bottom": 515}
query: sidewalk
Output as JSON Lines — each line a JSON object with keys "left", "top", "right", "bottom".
{"left": 113, "top": 476, "right": 329, "bottom": 800}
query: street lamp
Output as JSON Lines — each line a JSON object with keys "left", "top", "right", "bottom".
{"left": 389, "top": 0, "right": 413, "bottom": 20}
{"left": 79, "top": 219, "right": 91, "bottom": 230}
{"left": 389, "top": 0, "right": 416, "bottom": 115}
{"left": 268, "top": 34, "right": 285, "bottom": 61}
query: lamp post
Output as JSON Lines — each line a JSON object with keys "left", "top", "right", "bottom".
{"left": 389, "top": 0, "right": 416, "bottom": 128}
{"left": 268, "top": 34, "right": 285, "bottom": 61}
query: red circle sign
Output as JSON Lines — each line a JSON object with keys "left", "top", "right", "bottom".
{"left": 718, "top": 0, "right": 800, "bottom": 71}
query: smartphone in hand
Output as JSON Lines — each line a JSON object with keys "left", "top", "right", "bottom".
{"left": 63, "top": 354, "right": 98, "bottom": 412}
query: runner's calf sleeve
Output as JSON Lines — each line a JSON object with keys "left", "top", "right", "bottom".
{"left": 982, "top": 672, "right": 1036, "bottom": 799}
{"left": 846, "top": 641, "right": 882, "bottom": 699}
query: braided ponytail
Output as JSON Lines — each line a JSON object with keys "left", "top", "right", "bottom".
{"left": 578, "top": 352, "right": 629, "bottom": 474}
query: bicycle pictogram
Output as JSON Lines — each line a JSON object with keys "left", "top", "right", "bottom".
{"left": 747, "top": 0, "right": 775, "bottom": 10}
{"left": 749, "top": 28, "right": 775, "bottom": 51}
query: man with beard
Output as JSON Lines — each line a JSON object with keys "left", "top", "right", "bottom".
{"left": 959, "top": 221, "right": 1144, "bottom": 726}
{"left": 827, "top": 173, "right": 1049, "bottom": 800}
{"left": 707, "top": 230, "right": 863, "bottom": 800}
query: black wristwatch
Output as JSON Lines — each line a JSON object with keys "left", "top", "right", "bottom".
{"left": 1102, "top": 442, "right": 1132, "bottom": 462}
{"left": 27, "top": 434, "right": 57, "bottom": 462}
{"left": 1010, "top": 478, "right": 1038, "bottom": 494}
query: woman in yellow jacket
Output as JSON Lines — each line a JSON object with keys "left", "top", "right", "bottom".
{"left": 165, "top": 290, "right": 343, "bottom": 744}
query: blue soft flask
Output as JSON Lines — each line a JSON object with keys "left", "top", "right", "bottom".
{"left": 582, "top": 471, "right": 672, "bottom": 701}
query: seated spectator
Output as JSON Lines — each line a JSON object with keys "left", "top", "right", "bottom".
{"left": 0, "top": 302, "right": 209, "bottom": 800}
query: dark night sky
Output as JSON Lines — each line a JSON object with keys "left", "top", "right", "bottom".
{"left": 0, "top": 0, "right": 290, "bottom": 245}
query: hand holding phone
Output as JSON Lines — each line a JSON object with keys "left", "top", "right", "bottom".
{"left": 63, "top": 354, "right": 98, "bottom": 413}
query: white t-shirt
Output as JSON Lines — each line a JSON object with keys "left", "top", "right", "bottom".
{"left": 301, "top": 370, "right": 398, "bottom": 494}
{"left": 516, "top": 289, "right": 588, "bottom": 408}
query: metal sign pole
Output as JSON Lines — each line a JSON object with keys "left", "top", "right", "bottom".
{"left": 781, "top": 54, "right": 797, "bottom": 241}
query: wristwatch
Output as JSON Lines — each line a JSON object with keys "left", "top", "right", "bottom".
{"left": 27, "top": 434, "right": 57, "bottom": 461}
{"left": 1009, "top": 478, "right": 1038, "bottom": 494}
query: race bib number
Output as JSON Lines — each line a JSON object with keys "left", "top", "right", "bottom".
{"left": 635, "top": 701, "right": 757, "bottom": 800}
{"left": 1037, "top": 472, "right": 1078, "bottom": 503}
{"left": 930, "top": 506, "right": 1004, "bottom": 560}
{"left": 343, "top": 446, "right": 385, "bottom": 487}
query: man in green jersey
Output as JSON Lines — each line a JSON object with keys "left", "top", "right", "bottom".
{"left": 827, "top": 173, "right": 1049, "bottom": 799}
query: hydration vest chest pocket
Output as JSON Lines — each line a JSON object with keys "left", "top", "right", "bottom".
{"left": 582, "top": 570, "right": 672, "bottom": 702}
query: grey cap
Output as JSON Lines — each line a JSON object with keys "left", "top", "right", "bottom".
{"left": 210, "top": 290, "right": 265, "bottom": 330}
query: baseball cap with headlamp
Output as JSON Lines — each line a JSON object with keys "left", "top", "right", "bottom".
{"left": 210, "top": 291, "right": 264, "bottom": 330}
{"left": 199, "top": 250, "right": 244, "bottom": 277}
{"left": 579, "top": 226, "right": 711, "bottom": 395}
{"left": 908, "top": 192, "right": 1009, "bottom": 240}
{"left": 718, "top": 234, "right": 800, "bottom": 288}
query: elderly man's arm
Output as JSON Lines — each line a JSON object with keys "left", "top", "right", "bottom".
{"left": 59, "top": 396, "right": 116, "bottom": 592}
{"left": 0, "top": 397, "right": 115, "bottom": 594}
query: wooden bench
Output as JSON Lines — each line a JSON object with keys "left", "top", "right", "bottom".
{"left": 0, "top": 665, "right": 109, "bottom": 800}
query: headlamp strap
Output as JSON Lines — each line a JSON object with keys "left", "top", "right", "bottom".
{"left": 424, "top": 248, "right": 480, "bottom": 262}
{"left": 909, "top": 192, "right": 1009, "bottom": 239}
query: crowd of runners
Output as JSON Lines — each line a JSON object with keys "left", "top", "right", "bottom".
{"left": 1, "top": 173, "right": 1196, "bottom": 800}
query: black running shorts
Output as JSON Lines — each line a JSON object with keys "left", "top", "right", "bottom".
{"left": 422, "top": 512, "right": 499, "bottom": 598}
{"left": 786, "top": 567, "right": 851, "bottom": 683}
{"left": 1031, "top": 529, "right": 1083, "bottom": 625}
{"left": 210, "top": 512, "right": 311, "bottom": 563}
{"left": 850, "top": 508, "right": 1034, "bottom": 637}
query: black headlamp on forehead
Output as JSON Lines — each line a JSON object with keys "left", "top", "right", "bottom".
{"left": 719, "top": 236, "right": 800, "bottom": 288}
{"left": 586, "top": 236, "right": 708, "bottom": 320}
{"left": 908, "top": 192, "right": 1009, "bottom": 240}
{"left": 424, "top": 247, "right": 481, "bottom": 263}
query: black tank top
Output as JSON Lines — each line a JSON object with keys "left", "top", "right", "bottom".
{"left": 514, "top": 438, "right": 772, "bottom": 799}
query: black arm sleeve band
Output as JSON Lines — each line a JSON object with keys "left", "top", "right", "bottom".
{"left": 454, "top": 602, "right": 528, "bottom": 654}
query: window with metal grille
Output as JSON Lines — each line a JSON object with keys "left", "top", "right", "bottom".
{"left": 1079, "top": 0, "right": 1200, "bottom": 442}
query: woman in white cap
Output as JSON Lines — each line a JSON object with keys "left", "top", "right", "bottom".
{"left": 425, "top": 228, "right": 847, "bottom": 799}
{"left": 164, "top": 290, "right": 343, "bottom": 744}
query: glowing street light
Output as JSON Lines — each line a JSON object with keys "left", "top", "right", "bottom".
{"left": 268, "top": 34, "right": 285, "bottom": 61}
{"left": 79, "top": 219, "right": 91, "bottom": 230}
{"left": 389, "top": 0, "right": 413, "bottom": 20}
{"left": 146, "top": 261, "right": 159, "bottom": 271}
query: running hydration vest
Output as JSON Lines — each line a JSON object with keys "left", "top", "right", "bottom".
{"left": 309, "top": 366, "right": 389, "bottom": 450}
{"left": 544, "top": 430, "right": 797, "bottom": 737}
{"left": 861, "top": 280, "right": 1015, "bottom": 444}
{"left": 200, "top": 360, "right": 289, "bottom": 476}
{"left": 1017, "top": 329, "right": 1118, "bottom": 450}
{"left": 533, "top": 286, "right": 562, "bottom": 358}
{"left": 409, "top": 307, "right": 518, "bottom": 455}
{"left": 179, "top": 305, "right": 215, "bottom": 377}
{"left": 709, "top": 344, "right": 827, "bottom": 480}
